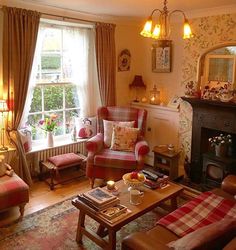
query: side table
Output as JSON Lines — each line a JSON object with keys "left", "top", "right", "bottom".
{"left": 153, "top": 145, "right": 180, "bottom": 180}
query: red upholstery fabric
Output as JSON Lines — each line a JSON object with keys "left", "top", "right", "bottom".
{"left": 48, "top": 153, "right": 83, "bottom": 168}
{"left": 0, "top": 173, "right": 29, "bottom": 211}
{"left": 94, "top": 149, "right": 136, "bottom": 169}
{"left": 158, "top": 191, "right": 236, "bottom": 237}
{"left": 97, "top": 106, "right": 147, "bottom": 136}
{"left": 86, "top": 106, "right": 149, "bottom": 184}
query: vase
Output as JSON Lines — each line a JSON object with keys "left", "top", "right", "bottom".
{"left": 47, "top": 131, "right": 54, "bottom": 147}
{"left": 215, "top": 144, "right": 227, "bottom": 157}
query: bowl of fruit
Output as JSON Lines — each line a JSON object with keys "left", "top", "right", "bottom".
{"left": 122, "top": 171, "right": 146, "bottom": 190}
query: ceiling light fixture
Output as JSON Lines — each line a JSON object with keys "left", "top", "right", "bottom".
{"left": 140, "top": 0, "right": 193, "bottom": 40}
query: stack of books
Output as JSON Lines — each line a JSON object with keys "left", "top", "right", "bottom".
{"left": 78, "top": 187, "right": 120, "bottom": 211}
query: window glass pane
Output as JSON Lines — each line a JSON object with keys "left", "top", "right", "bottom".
{"left": 62, "top": 52, "right": 72, "bottom": 80}
{"left": 30, "top": 87, "right": 42, "bottom": 112}
{"left": 65, "top": 85, "right": 79, "bottom": 108}
{"left": 44, "top": 85, "right": 63, "bottom": 110}
{"left": 27, "top": 114, "right": 44, "bottom": 140}
{"left": 65, "top": 109, "right": 80, "bottom": 134}
{"left": 42, "top": 28, "right": 61, "bottom": 53}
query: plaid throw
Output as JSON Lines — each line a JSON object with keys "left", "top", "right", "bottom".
{"left": 157, "top": 191, "right": 236, "bottom": 237}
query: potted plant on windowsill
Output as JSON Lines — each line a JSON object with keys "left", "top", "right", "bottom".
{"left": 38, "top": 114, "right": 58, "bottom": 147}
{"left": 208, "top": 134, "right": 232, "bottom": 157}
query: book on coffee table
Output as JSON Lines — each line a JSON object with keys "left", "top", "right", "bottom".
{"left": 78, "top": 193, "right": 120, "bottom": 211}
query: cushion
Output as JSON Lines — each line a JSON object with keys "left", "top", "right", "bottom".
{"left": 48, "top": 153, "right": 83, "bottom": 168}
{"left": 110, "top": 126, "right": 139, "bottom": 152}
{"left": 103, "top": 120, "right": 135, "bottom": 147}
{"left": 0, "top": 173, "right": 29, "bottom": 211}
{"left": 157, "top": 191, "right": 236, "bottom": 237}
{"left": 94, "top": 149, "right": 136, "bottom": 169}
{"left": 75, "top": 117, "right": 96, "bottom": 139}
{"left": 18, "top": 128, "right": 32, "bottom": 153}
{"left": 168, "top": 218, "right": 236, "bottom": 250}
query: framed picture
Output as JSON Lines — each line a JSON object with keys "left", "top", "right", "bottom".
{"left": 152, "top": 40, "right": 172, "bottom": 73}
{"left": 167, "top": 96, "right": 181, "bottom": 109}
{"left": 118, "top": 49, "right": 131, "bottom": 71}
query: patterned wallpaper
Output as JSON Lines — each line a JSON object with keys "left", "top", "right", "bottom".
{"left": 179, "top": 13, "right": 236, "bottom": 160}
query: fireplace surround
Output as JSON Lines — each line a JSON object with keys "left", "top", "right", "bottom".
{"left": 182, "top": 97, "right": 236, "bottom": 185}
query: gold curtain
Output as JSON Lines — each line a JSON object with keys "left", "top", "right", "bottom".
{"left": 95, "top": 22, "right": 116, "bottom": 106}
{"left": 2, "top": 6, "right": 40, "bottom": 185}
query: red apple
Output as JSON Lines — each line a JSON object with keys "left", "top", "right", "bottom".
{"left": 130, "top": 171, "right": 138, "bottom": 179}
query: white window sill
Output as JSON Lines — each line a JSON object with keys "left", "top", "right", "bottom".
{"left": 28, "top": 136, "right": 88, "bottom": 154}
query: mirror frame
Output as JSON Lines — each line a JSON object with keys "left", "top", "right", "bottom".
{"left": 197, "top": 42, "right": 236, "bottom": 88}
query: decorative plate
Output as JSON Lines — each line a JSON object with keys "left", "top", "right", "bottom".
{"left": 118, "top": 49, "right": 131, "bottom": 71}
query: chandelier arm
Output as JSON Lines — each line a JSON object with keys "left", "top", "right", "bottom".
{"left": 150, "top": 8, "right": 162, "bottom": 17}
{"left": 169, "top": 10, "right": 187, "bottom": 21}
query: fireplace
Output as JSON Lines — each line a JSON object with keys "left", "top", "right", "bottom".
{"left": 182, "top": 97, "right": 236, "bottom": 187}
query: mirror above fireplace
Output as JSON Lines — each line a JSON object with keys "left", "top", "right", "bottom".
{"left": 197, "top": 44, "right": 236, "bottom": 93}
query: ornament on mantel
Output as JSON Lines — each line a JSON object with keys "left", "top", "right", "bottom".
{"left": 149, "top": 85, "right": 160, "bottom": 105}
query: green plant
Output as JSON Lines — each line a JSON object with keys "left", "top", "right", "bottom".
{"left": 208, "top": 134, "right": 232, "bottom": 147}
{"left": 39, "top": 114, "right": 58, "bottom": 132}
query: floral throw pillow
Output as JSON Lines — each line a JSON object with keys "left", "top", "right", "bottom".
{"left": 18, "top": 128, "right": 32, "bottom": 153}
{"left": 103, "top": 120, "right": 135, "bottom": 147}
{"left": 75, "top": 117, "right": 97, "bottom": 138}
{"left": 110, "top": 126, "right": 139, "bottom": 152}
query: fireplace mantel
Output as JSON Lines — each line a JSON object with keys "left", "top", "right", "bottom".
{"left": 182, "top": 97, "right": 236, "bottom": 110}
{"left": 182, "top": 97, "right": 236, "bottom": 183}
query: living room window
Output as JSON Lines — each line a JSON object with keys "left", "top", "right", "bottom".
{"left": 24, "top": 20, "right": 99, "bottom": 141}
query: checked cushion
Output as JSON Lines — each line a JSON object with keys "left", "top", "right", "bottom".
{"left": 157, "top": 191, "right": 236, "bottom": 237}
{"left": 94, "top": 149, "right": 136, "bottom": 169}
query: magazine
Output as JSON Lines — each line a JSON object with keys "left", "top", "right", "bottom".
{"left": 83, "top": 187, "right": 117, "bottom": 205}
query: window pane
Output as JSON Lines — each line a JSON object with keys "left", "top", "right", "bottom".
{"left": 44, "top": 85, "right": 63, "bottom": 110}
{"left": 42, "top": 28, "right": 61, "bottom": 53}
{"left": 65, "top": 85, "right": 79, "bottom": 108}
{"left": 65, "top": 109, "right": 80, "bottom": 134}
{"left": 27, "top": 114, "right": 44, "bottom": 140}
{"left": 30, "top": 87, "right": 42, "bottom": 112}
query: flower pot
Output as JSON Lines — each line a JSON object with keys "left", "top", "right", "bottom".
{"left": 215, "top": 144, "right": 227, "bottom": 157}
{"left": 47, "top": 132, "right": 54, "bottom": 147}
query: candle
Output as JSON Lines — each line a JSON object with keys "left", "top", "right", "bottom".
{"left": 107, "top": 180, "right": 115, "bottom": 190}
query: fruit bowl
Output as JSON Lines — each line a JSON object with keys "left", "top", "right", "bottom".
{"left": 122, "top": 172, "right": 146, "bottom": 190}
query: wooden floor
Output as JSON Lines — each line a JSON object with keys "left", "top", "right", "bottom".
{"left": 0, "top": 175, "right": 106, "bottom": 227}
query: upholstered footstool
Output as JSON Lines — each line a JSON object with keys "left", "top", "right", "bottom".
{"left": 39, "top": 153, "right": 86, "bottom": 190}
{"left": 0, "top": 173, "right": 29, "bottom": 217}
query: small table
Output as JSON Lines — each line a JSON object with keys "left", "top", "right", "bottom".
{"left": 72, "top": 180, "right": 183, "bottom": 250}
{"left": 153, "top": 145, "right": 180, "bottom": 180}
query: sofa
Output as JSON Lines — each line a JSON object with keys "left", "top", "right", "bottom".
{"left": 122, "top": 175, "right": 236, "bottom": 250}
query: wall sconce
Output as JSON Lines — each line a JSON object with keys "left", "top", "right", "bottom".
{"left": 0, "top": 100, "right": 9, "bottom": 151}
{"left": 129, "top": 75, "right": 146, "bottom": 102}
{"left": 149, "top": 85, "right": 160, "bottom": 105}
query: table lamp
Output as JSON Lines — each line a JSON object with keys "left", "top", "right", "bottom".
{"left": 0, "top": 100, "right": 9, "bottom": 151}
{"left": 129, "top": 75, "right": 146, "bottom": 102}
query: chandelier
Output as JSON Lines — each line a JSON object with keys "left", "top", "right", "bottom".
{"left": 140, "top": 0, "right": 192, "bottom": 40}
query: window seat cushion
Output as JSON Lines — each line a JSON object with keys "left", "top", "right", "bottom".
{"left": 48, "top": 153, "right": 83, "bottom": 168}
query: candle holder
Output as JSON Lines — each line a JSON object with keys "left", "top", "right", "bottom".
{"left": 149, "top": 85, "right": 160, "bottom": 105}
{"left": 107, "top": 180, "right": 115, "bottom": 190}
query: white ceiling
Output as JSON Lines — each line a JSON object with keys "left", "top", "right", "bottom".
{"left": 21, "top": 0, "right": 236, "bottom": 18}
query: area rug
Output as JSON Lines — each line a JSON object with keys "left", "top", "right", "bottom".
{"left": 0, "top": 196, "right": 173, "bottom": 250}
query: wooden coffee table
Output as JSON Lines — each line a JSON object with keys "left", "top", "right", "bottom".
{"left": 72, "top": 180, "right": 183, "bottom": 250}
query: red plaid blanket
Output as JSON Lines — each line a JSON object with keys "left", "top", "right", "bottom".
{"left": 157, "top": 191, "right": 236, "bottom": 237}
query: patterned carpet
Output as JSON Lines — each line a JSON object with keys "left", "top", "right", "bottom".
{"left": 0, "top": 196, "right": 172, "bottom": 250}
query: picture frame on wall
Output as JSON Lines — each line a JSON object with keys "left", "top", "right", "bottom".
{"left": 152, "top": 40, "right": 172, "bottom": 73}
{"left": 167, "top": 95, "right": 181, "bottom": 109}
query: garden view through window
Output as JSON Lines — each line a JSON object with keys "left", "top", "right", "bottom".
{"left": 28, "top": 25, "right": 82, "bottom": 140}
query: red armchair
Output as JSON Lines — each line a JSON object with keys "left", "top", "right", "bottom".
{"left": 86, "top": 106, "right": 150, "bottom": 188}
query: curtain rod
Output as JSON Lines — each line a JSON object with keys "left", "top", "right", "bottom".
{"left": 0, "top": 5, "right": 98, "bottom": 24}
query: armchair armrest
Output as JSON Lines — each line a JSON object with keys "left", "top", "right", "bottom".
{"left": 86, "top": 133, "right": 104, "bottom": 155}
{"left": 135, "top": 140, "right": 149, "bottom": 157}
{"left": 222, "top": 175, "right": 236, "bottom": 195}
